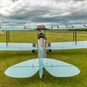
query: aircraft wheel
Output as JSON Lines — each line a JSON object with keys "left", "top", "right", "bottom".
{"left": 49, "top": 49, "right": 52, "bottom": 52}
{"left": 32, "top": 50, "right": 35, "bottom": 53}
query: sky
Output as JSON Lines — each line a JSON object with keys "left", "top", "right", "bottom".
{"left": 0, "top": 0, "right": 87, "bottom": 26}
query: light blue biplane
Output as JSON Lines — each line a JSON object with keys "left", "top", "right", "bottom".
{"left": 0, "top": 24, "right": 87, "bottom": 80}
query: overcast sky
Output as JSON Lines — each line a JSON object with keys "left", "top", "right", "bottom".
{"left": 0, "top": 0, "right": 87, "bottom": 26}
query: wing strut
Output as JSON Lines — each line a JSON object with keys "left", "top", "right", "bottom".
{"left": 6, "top": 31, "right": 10, "bottom": 46}
{"left": 73, "top": 30, "right": 77, "bottom": 45}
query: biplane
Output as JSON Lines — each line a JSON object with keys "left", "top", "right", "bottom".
{"left": 0, "top": 24, "right": 87, "bottom": 80}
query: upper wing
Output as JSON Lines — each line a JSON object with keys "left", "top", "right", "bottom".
{"left": 45, "top": 24, "right": 87, "bottom": 30}
{"left": 0, "top": 25, "right": 37, "bottom": 30}
{"left": 0, "top": 43, "right": 37, "bottom": 50}
{"left": 0, "top": 24, "right": 87, "bottom": 31}
{"left": 46, "top": 41, "right": 87, "bottom": 50}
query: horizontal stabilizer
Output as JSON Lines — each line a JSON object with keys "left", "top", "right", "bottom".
{"left": 5, "top": 58, "right": 80, "bottom": 78}
{"left": 5, "top": 59, "right": 39, "bottom": 78}
{"left": 43, "top": 58, "right": 80, "bottom": 77}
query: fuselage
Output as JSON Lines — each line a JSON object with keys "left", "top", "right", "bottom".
{"left": 38, "top": 38, "right": 46, "bottom": 58}
{"left": 37, "top": 32, "right": 46, "bottom": 79}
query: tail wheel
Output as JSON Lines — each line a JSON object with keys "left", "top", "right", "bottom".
{"left": 42, "top": 74, "right": 44, "bottom": 82}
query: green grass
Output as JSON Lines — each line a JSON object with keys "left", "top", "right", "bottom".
{"left": 0, "top": 30, "right": 87, "bottom": 87}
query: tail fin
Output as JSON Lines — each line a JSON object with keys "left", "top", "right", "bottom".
{"left": 38, "top": 47, "right": 44, "bottom": 78}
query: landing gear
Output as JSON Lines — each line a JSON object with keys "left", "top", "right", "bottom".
{"left": 32, "top": 43, "right": 36, "bottom": 53}
{"left": 48, "top": 43, "right": 51, "bottom": 52}
{"left": 32, "top": 50, "right": 35, "bottom": 53}
{"left": 49, "top": 49, "right": 52, "bottom": 52}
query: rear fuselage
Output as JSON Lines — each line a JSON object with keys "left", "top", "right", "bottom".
{"left": 37, "top": 32, "right": 46, "bottom": 78}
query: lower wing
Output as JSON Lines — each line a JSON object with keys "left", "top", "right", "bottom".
{"left": 1, "top": 41, "right": 87, "bottom": 51}
{"left": 0, "top": 43, "right": 37, "bottom": 50}
{"left": 46, "top": 41, "right": 87, "bottom": 50}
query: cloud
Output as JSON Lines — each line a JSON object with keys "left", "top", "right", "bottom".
{"left": 0, "top": 0, "right": 87, "bottom": 25}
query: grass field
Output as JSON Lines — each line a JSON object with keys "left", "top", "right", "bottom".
{"left": 0, "top": 30, "right": 87, "bottom": 87}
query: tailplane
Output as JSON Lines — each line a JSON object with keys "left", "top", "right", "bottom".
{"left": 5, "top": 59, "right": 39, "bottom": 78}
{"left": 43, "top": 58, "right": 80, "bottom": 77}
{"left": 5, "top": 58, "right": 80, "bottom": 78}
